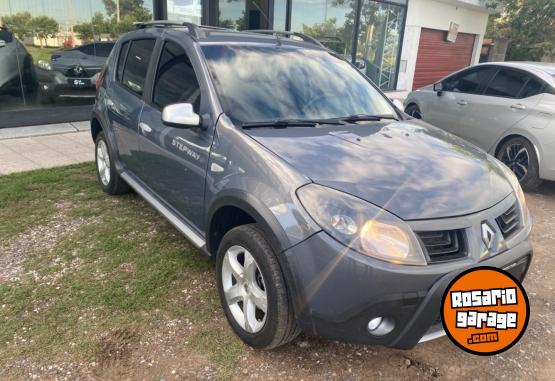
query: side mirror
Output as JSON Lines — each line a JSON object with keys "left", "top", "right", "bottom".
{"left": 433, "top": 82, "right": 443, "bottom": 95}
{"left": 162, "top": 103, "right": 200, "bottom": 128}
{"left": 0, "top": 40, "right": 6, "bottom": 48}
{"left": 391, "top": 99, "right": 405, "bottom": 112}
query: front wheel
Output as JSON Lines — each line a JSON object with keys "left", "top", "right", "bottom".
{"left": 216, "top": 224, "right": 300, "bottom": 349}
{"left": 497, "top": 137, "right": 542, "bottom": 191}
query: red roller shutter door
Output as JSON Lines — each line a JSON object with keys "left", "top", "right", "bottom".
{"left": 413, "top": 28, "right": 476, "bottom": 90}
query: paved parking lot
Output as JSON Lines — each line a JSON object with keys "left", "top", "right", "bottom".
{"left": 0, "top": 123, "right": 93, "bottom": 175}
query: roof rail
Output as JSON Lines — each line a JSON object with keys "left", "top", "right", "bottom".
{"left": 133, "top": 20, "right": 200, "bottom": 38}
{"left": 133, "top": 21, "right": 234, "bottom": 39}
{"left": 246, "top": 30, "right": 325, "bottom": 48}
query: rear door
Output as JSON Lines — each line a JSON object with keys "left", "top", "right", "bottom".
{"left": 107, "top": 38, "right": 156, "bottom": 175}
{"left": 137, "top": 38, "right": 214, "bottom": 230}
{"left": 458, "top": 68, "right": 543, "bottom": 149}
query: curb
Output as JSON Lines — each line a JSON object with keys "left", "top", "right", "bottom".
{"left": 0, "top": 121, "right": 90, "bottom": 140}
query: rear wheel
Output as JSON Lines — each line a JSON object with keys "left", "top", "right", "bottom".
{"left": 405, "top": 104, "right": 422, "bottom": 119}
{"left": 497, "top": 136, "right": 542, "bottom": 191}
{"left": 95, "top": 131, "right": 130, "bottom": 195}
{"left": 216, "top": 224, "right": 300, "bottom": 349}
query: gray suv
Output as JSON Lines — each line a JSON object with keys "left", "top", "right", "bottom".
{"left": 91, "top": 22, "right": 533, "bottom": 349}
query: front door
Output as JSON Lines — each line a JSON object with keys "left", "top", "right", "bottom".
{"left": 137, "top": 39, "right": 213, "bottom": 230}
{"left": 425, "top": 66, "right": 498, "bottom": 138}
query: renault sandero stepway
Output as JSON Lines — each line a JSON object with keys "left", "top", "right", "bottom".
{"left": 91, "top": 22, "right": 533, "bottom": 349}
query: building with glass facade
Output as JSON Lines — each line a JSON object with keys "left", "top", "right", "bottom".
{"left": 0, "top": 0, "right": 491, "bottom": 127}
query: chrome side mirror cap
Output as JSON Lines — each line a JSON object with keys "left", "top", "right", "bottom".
{"left": 162, "top": 103, "right": 201, "bottom": 128}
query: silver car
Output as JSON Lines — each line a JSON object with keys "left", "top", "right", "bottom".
{"left": 404, "top": 62, "right": 555, "bottom": 190}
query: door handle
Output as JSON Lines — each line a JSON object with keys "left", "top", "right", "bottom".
{"left": 139, "top": 122, "right": 152, "bottom": 133}
{"left": 456, "top": 100, "right": 468, "bottom": 106}
{"left": 510, "top": 103, "right": 526, "bottom": 110}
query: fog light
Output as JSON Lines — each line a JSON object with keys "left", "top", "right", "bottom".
{"left": 367, "top": 317, "right": 395, "bottom": 336}
{"left": 42, "top": 85, "right": 49, "bottom": 90}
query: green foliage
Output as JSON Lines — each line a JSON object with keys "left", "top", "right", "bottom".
{"left": 1, "top": 11, "right": 33, "bottom": 38}
{"left": 1, "top": 12, "right": 59, "bottom": 47}
{"left": 486, "top": 0, "right": 555, "bottom": 61}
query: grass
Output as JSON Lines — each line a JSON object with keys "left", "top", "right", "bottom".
{"left": 25, "top": 46, "right": 58, "bottom": 63}
{"left": 0, "top": 163, "right": 244, "bottom": 378}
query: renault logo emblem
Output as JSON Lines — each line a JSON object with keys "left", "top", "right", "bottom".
{"left": 481, "top": 222, "right": 496, "bottom": 250}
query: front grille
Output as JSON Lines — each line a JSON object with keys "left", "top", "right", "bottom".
{"left": 496, "top": 203, "right": 520, "bottom": 239}
{"left": 417, "top": 230, "right": 467, "bottom": 263}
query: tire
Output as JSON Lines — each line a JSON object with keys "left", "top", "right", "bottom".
{"left": 95, "top": 131, "right": 131, "bottom": 195}
{"left": 405, "top": 103, "right": 422, "bottom": 119}
{"left": 37, "top": 88, "right": 54, "bottom": 104}
{"left": 496, "top": 136, "right": 542, "bottom": 191}
{"left": 216, "top": 224, "right": 300, "bottom": 349}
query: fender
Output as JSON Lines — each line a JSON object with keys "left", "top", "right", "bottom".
{"left": 206, "top": 189, "right": 292, "bottom": 257}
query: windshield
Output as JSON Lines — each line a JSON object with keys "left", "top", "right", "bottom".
{"left": 201, "top": 44, "right": 395, "bottom": 124}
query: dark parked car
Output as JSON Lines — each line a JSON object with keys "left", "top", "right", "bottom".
{"left": 0, "top": 27, "right": 35, "bottom": 95}
{"left": 36, "top": 41, "right": 115, "bottom": 102}
{"left": 91, "top": 22, "right": 533, "bottom": 349}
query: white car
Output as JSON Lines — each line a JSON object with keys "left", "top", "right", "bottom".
{"left": 404, "top": 62, "right": 555, "bottom": 190}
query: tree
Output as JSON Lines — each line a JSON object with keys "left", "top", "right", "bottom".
{"left": 486, "top": 0, "right": 555, "bottom": 61}
{"left": 1, "top": 12, "right": 33, "bottom": 38}
{"left": 102, "top": 0, "right": 151, "bottom": 20}
{"left": 74, "top": 12, "right": 109, "bottom": 42}
{"left": 29, "top": 16, "right": 59, "bottom": 48}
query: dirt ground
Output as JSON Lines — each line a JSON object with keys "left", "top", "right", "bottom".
{"left": 0, "top": 166, "right": 553, "bottom": 380}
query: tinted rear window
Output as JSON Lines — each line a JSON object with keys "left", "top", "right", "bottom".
{"left": 121, "top": 39, "right": 155, "bottom": 96}
{"left": 519, "top": 78, "right": 544, "bottom": 98}
{"left": 485, "top": 69, "right": 528, "bottom": 98}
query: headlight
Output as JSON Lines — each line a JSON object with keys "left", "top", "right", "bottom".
{"left": 296, "top": 184, "right": 427, "bottom": 266}
{"left": 499, "top": 161, "right": 531, "bottom": 226}
{"left": 493, "top": 157, "right": 531, "bottom": 228}
{"left": 37, "top": 60, "right": 52, "bottom": 71}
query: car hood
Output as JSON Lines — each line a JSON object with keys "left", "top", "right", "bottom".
{"left": 244, "top": 120, "right": 513, "bottom": 220}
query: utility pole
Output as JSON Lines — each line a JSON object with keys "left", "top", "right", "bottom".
{"left": 116, "top": 0, "right": 120, "bottom": 23}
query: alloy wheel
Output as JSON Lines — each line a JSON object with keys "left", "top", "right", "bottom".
{"left": 221, "top": 245, "right": 268, "bottom": 333}
{"left": 500, "top": 143, "right": 529, "bottom": 181}
{"left": 96, "top": 140, "right": 111, "bottom": 186}
{"left": 407, "top": 106, "right": 422, "bottom": 119}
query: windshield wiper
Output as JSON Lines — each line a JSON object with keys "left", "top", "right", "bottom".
{"left": 241, "top": 119, "right": 343, "bottom": 129}
{"left": 337, "top": 114, "right": 399, "bottom": 123}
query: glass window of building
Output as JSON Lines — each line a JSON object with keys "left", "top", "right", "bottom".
{"left": 356, "top": 0, "right": 405, "bottom": 90}
{"left": 0, "top": 0, "right": 153, "bottom": 125}
{"left": 166, "top": 0, "right": 202, "bottom": 24}
{"left": 217, "top": 0, "right": 271, "bottom": 30}
{"left": 290, "top": 0, "right": 357, "bottom": 58}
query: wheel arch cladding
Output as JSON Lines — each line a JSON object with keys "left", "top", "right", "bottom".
{"left": 206, "top": 192, "right": 290, "bottom": 259}
{"left": 91, "top": 117, "right": 102, "bottom": 142}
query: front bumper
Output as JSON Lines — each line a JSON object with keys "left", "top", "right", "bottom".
{"left": 282, "top": 231, "right": 532, "bottom": 349}
{"left": 36, "top": 67, "right": 97, "bottom": 98}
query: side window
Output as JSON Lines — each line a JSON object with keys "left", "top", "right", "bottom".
{"left": 121, "top": 39, "right": 156, "bottom": 96}
{"left": 153, "top": 41, "right": 201, "bottom": 112}
{"left": 117, "top": 41, "right": 130, "bottom": 81}
{"left": 484, "top": 69, "right": 528, "bottom": 98}
{"left": 519, "top": 78, "right": 544, "bottom": 98}
{"left": 443, "top": 67, "right": 497, "bottom": 94}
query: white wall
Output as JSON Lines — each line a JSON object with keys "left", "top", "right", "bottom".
{"left": 396, "top": 0, "right": 490, "bottom": 91}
